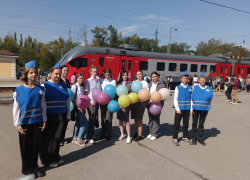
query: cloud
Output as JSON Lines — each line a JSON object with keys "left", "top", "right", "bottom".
{"left": 118, "top": 24, "right": 147, "bottom": 35}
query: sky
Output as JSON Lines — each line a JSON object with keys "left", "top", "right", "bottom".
{"left": 1, "top": 0, "right": 250, "bottom": 51}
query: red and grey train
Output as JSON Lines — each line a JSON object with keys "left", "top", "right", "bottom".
{"left": 57, "top": 44, "right": 250, "bottom": 85}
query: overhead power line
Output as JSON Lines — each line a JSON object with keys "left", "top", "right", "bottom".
{"left": 200, "top": 0, "right": 250, "bottom": 14}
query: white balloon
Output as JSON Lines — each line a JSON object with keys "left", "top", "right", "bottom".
{"left": 159, "top": 88, "right": 170, "bottom": 100}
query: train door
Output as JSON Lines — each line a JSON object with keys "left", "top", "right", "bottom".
{"left": 120, "top": 56, "right": 134, "bottom": 82}
{"left": 237, "top": 64, "right": 245, "bottom": 77}
{"left": 220, "top": 64, "right": 230, "bottom": 78}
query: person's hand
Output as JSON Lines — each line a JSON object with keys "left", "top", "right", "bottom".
{"left": 39, "top": 122, "right": 46, "bottom": 131}
{"left": 78, "top": 108, "right": 83, "bottom": 113}
{"left": 190, "top": 111, "right": 194, "bottom": 115}
{"left": 90, "top": 100, "right": 96, "bottom": 106}
{"left": 177, "top": 111, "right": 182, "bottom": 114}
{"left": 17, "top": 126, "right": 27, "bottom": 135}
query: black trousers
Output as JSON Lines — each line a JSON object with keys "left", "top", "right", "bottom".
{"left": 60, "top": 121, "right": 68, "bottom": 142}
{"left": 100, "top": 104, "right": 113, "bottom": 136}
{"left": 19, "top": 122, "right": 43, "bottom": 175}
{"left": 39, "top": 113, "right": 66, "bottom": 165}
{"left": 225, "top": 87, "right": 232, "bottom": 100}
{"left": 86, "top": 104, "right": 99, "bottom": 139}
{"left": 173, "top": 110, "right": 190, "bottom": 139}
{"left": 192, "top": 110, "right": 207, "bottom": 140}
{"left": 247, "top": 85, "right": 250, "bottom": 92}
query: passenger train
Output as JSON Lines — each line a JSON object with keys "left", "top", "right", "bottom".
{"left": 57, "top": 44, "right": 250, "bottom": 86}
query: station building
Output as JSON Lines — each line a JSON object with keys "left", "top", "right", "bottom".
{"left": 0, "top": 50, "right": 18, "bottom": 79}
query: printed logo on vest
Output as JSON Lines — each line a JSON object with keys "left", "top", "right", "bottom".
{"left": 189, "top": 89, "right": 192, "bottom": 92}
{"left": 39, "top": 90, "right": 44, "bottom": 95}
{"left": 59, "top": 86, "right": 64, "bottom": 89}
{"left": 206, "top": 89, "right": 209, "bottom": 92}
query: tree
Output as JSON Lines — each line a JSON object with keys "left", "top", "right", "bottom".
{"left": 170, "top": 42, "right": 191, "bottom": 55}
{"left": 107, "top": 25, "right": 119, "bottom": 48}
{"left": 0, "top": 32, "right": 19, "bottom": 54}
{"left": 91, "top": 26, "right": 108, "bottom": 47}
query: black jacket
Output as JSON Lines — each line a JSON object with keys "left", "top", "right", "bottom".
{"left": 59, "top": 78, "right": 71, "bottom": 89}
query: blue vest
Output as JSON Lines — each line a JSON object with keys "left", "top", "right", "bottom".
{"left": 192, "top": 85, "right": 213, "bottom": 111}
{"left": 43, "top": 81, "right": 69, "bottom": 114}
{"left": 176, "top": 85, "right": 192, "bottom": 110}
{"left": 16, "top": 85, "right": 44, "bottom": 125}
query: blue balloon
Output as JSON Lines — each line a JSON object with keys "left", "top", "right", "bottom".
{"left": 131, "top": 81, "right": 143, "bottom": 94}
{"left": 68, "top": 88, "right": 74, "bottom": 101}
{"left": 107, "top": 100, "right": 119, "bottom": 113}
{"left": 104, "top": 84, "right": 116, "bottom": 99}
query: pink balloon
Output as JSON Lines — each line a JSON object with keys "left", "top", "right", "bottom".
{"left": 97, "top": 92, "right": 110, "bottom": 105}
{"left": 92, "top": 89, "right": 102, "bottom": 103}
{"left": 77, "top": 95, "right": 90, "bottom": 110}
{"left": 149, "top": 102, "right": 162, "bottom": 115}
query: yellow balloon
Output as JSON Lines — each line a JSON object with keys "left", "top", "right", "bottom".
{"left": 118, "top": 95, "right": 131, "bottom": 107}
{"left": 128, "top": 92, "right": 138, "bottom": 104}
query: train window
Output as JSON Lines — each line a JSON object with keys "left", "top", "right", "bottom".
{"left": 210, "top": 65, "right": 216, "bottom": 73}
{"left": 190, "top": 64, "right": 197, "bottom": 72}
{"left": 122, "top": 60, "right": 125, "bottom": 70}
{"left": 241, "top": 67, "right": 243, "bottom": 74}
{"left": 247, "top": 68, "right": 250, "bottom": 74}
{"left": 139, "top": 61, "right": 148, "bottom": 70}
{"left": 68, "top": 58, "right": 87, "bottom": 67}
{"left": 169, "top": 63, "right": 176, "bottom": 71}
{"left": 221, "top": 66, "right": 224, "bottom": 73}
{"left": 180, "top": 64, "right": 187, "bottom": 72}
{"left": 157, "top": 62, "right": 165, "bottom": 71}
{"left": 128, "top": 60, "right": 132, "bottom": 70}
{"left": 225, "top": 66, "right": 227, "bottom": 73}
{"left": 238, "top": 67, "right": 240, "bottom": 74}
{"left": 200, "top": 65, "right": 207, "bottom": 72}
{"left": 99, "top": 57, "right": 104, "bottom": 67}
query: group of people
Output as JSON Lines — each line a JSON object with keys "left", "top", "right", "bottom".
{"left": 13, "top": 60, "right": 214, "bottom": 178}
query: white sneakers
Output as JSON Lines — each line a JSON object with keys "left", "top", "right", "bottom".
{"left": 49, "top": 162, "right": 58, "bottom": 168}
{"left": 126, "top": 137, "right": 131, "bottom": 144}
{"left": 58, "top": 159, "right": 64, "bottom": 165}
{"left": 118, "top": 134, "right": 127, "bottom": 141}
{"left": 88, "top": 139, "right": 95, "bottom": 144}
{"left": 147, "top": 134, "right": 152, "bottom": 139}
{"left": 147, "top": 134, "right": 157, "bottom": 140}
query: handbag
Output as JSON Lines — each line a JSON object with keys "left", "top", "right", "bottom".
{"left": 71, "top": 85, "right": 78, "bottom": 121}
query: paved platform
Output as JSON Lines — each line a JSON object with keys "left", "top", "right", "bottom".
{"left": 0, "top": 91, "right": 249, "bottom": 180}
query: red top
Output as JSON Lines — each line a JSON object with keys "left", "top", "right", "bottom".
{"left": 232, "top": 78, "right": 239, "bottom": 90}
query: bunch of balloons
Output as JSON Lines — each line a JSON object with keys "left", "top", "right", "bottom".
{"left": 117, "top": 83, "right": 139, "bottom": 108}
{"left": 77, "top": 95, "right": 90, "bottom": 110}
{"left": 68, "top": 88, "right": 74, "bottom": 111}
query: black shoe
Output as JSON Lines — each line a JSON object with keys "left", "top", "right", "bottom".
{"left": 132, "top": 133, "right": 138, "bottom": 139}
{"left": 36, "top": 170, "right": 45, "bottom": 177}
{"left": 105, "top": 136, "right": 112, "bottom": 141}
{"left": 134, "top": 135, "right": 143, "bottom": 141}
{"left": 198, "top": 139, "right": 206, "bottom": 146}
{"left": 95, "top": 120, "right": 99, "bottom": 128}
{"left": 100, "top": 135, "right": 106, "bottom": 140}
{"left": 191, "top": 140, "right": 197, "bottom": 145}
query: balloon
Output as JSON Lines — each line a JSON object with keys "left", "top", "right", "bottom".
{"left": 159, "top": 88, "right": 170, "bottom": 100}
{"left": 149, "top": 102, "right": 162, "bottom": 115}
{"left": 76, "top": 95, "right": 90, "bottom": 110}
{"left": 150, "top": 91, "right": 162, "bottom": 103}
{"left": 92, "top": 89, "right": 102, "bottom": 103}
{"left": 116, "top": 85, "right": 128, "bottom": 96}
{"left": 131, "top": 81, "right": 143, "bottom": 94}
{"left": 107, "top": 100, "right": 119, "bottom": 113}
{"left": 97, "top": 92, "right": 110, "bottom": 105}
{"left": 138, "top": 89, "right": 150, "bottom": 101}
{"left": 118, "top": 95, "right": 130, "bottom": 107}
{"left": 68, "top": 88, "right": 74, "bottom": 101}
{"left": 70, "top": 101, "right": 74, "bottom": 111}
{"left": 128, "top": 92, "right": 138, "bottom": 104}
{"left": 104, "top": 84, "right": 116, "bottom": 99}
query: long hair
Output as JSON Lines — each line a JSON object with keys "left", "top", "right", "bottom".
{"left": 117, "top": 70, "right": 128, "bottom": 84}
{"left": 20, "top": 68, "right": 38, "bottom": 83}
{"left": 74, "top": 73, "right": 84, "bottom": 87}
{"left": 103, "top": 68, "right": 112, "bottom": 78}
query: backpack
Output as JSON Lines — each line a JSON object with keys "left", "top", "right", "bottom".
{"left": 237, "top": 79, "right": 241, "bottom": 89}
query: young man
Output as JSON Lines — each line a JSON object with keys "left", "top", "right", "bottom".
{"left": 190, "top": 72, "right": 213, "bottom": 146}
{"left": 159, "top": 74, "right": 167, "bottom": 87}
{"left": 230, "top": 74, "right": 238, "bottom": 105}
{"left": 224, "top": 74, "right": 232, "bottom": 103}
{"left": 71, "top": 72, "right": 76, "bottom": 85}
{"left": 172, "top": 71, "right": 192, "bottom": 146}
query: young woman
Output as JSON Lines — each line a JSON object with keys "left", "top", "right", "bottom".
{"left": 131, "top": 70, "right": 149, "bottom": 141}
{"left": 59, "top": 65, "right": 71, "bottom": 146}
{"left": 216, "top": 76, "right": 221, "bottom": 93}
{"left": 100, "top": 68, "right": 116, "bottom": 141}
{"left": 146, "top": 71, "right": 165, "bottom": 141}
{"left": 71, "top": 73, "right": 88, "bottom": 146}
{"left": 13, "top": 61, "right": 46, "bottom": 177}
{"left": 84, "top": 65, "right": 101, "bottom": 144}
{"left": 39, "top": 67, "right": 71, "bottom": 168}
{"left": 116, "top": 70, "right": 132, "bottom": 144}
{"left": 167, "top": 75, "right": 173, "bottom": 90}
{"left": 191, "top": 72, "right": 213, "bottom": 146}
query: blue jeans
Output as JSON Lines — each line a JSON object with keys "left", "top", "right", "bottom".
{"left": 73, "top": 109, "right": 89, "bottom": 139}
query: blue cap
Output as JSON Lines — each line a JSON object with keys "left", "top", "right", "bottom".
{"left": 182, "top": 71, "right": 188, "bottom": 76}
{"left": 199, "top": 72, "right": 205, "bottom": 77}
{"left": 53, "top": 62, "right": 60, "bottom": 68}
{"left": 25, "top": 60, "right": 36, "bottom": 68}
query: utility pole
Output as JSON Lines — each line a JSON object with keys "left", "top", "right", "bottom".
{"left": 154, "top": 28, "right": 159, "bottom": 43}
{"left": 68, "top": 27, "right": 72, "bottom": 41}
{"left": 167, "top": 27, "right": 172, "bottom": 54}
